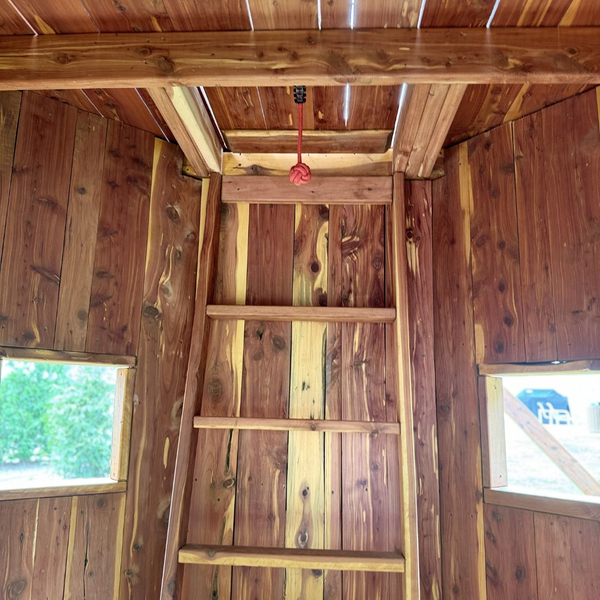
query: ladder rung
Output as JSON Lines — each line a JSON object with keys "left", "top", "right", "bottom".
{"left": 179, "top": 544, "right": 405, "bottom": 573}
{"left": 193, "top": 416, "right": 400, "bottom": 435}
{"left": 206, "top": 305, "right": 396, "bottom": 323}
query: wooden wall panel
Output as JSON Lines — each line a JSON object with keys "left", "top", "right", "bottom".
{"left": 55, "top": 111, "right": 108, "bottom": 351}
{"left": 484, "top": 504, "right": 537, "bottom": 600}
{"left": 285, "top": 204, "right": 328, "bottom": 598}
{"left": 540, "top": 91, "right": 600, "bottom": 360}
{"left": 0, "top": 499, "right": 37, "bottom": 600}
{"left": 0, "top": 92, "right": 77, "bottom": 348}
{"left": 182, "top": 202, "right": 248, "bottom": 598}
{"left": 433, "top": 144, "right": 486, "bottom": 600}
{"left": 232, "top": 204, "right": 294, "bottom": 599}
{"left": 468, "top": 125, "right": 525, "bottom": 364}
{"left": 0, "top": 91, "right": 21, "bottom": 271}
{"left": 513, "top": 113, "right": 558, "bottom": 361}
{"left": 30, "top": 497, "right": 72, "bottom": 599}
{"left": 86, "top": 120, "right": 154, "bottom": 356}
{"left": 64, "top": 493, "right": 126, "bottom": 600}
{"left": 404, "top": 180, "right": 442, "bottom": 599}
{"left": 120, "top": 140, "right": 201, "bottom": 599}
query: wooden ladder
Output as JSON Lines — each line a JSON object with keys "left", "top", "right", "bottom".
{"left": 159, "top": 173, "right": 419, "bottom": 599}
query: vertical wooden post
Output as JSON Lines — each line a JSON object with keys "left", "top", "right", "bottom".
{"left": 391, "top": 173, "right": 420, "bottom": 599}
{"left": 160, "top": 173, "right": 222, "bottom": 600}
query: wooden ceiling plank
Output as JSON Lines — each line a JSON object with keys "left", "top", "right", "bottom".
{"left": 148, "top": 87, "right": 222, "bottom": 175}
{"left": 355, "top": 0, "right": 422, "bottom": 28}
{"left": 4, "top": 28, "right": 600, "bottom": 89}
{"left": 421, "top": 0, "right": 497, "bottom": 27}
{"left": 0, "top": 2, "right": 34, "bottom": 34}
{"left": 560, "top": 0, "right": 600, "bottom": 25}
{"left": 248, "top": 0, "right": 318, "bottom": 29}
{"left": 444, "top": 83, "right": 523, "bottom": 146}
{"left": 78, "top": 0, "right": 174, "bottom": 33}
{"left": 84, "top": 88, "right": 168, "bottom": 138}
{"left": 491, "top": 0, "right": 572, "bottom": 26}
{"left": 204, "top": 87, "right": 266, "bottom": 130}
{"left": 258, "top": 86, "right": 312, "bottom": 130}
{"left": 314, "top": 87, "right": 347, "bottom": 130}
{"left": 34, "top": 89, "right": 100, "bottom": 115}
{"left": 320, "top": 0, "right": 350, "bottom": 28}
{"left": 163, "top": 0, "right": 251, "bottom": 30}
{"left": 347, "top": 86, "right": 400, "bottom": 130}
{"left": 223, "top": 129, "right": 391, "bottom": 153}
{"left": 392, "top": 84, "right": 432, "bottom": 173}
{"left": 10, "top": 0, "right": 97, "bottom": 33}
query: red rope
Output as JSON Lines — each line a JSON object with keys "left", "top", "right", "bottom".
{"left": 289, "top": 101, "right": 312, "bottom": 185}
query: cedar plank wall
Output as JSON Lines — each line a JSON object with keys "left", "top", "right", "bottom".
{"left": 0, "top": 91, "right": 201, "bottom": 599}
{"left": 434, "top": 86, "right": 600, "bottom": 600}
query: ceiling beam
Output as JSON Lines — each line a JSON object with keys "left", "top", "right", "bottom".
{"left": 148, "top": 87, "right": 222, "bottom": 176}
{"left": 223, "top": 130, "right": 392, "bottom": 153}
{"left": 1, "top": 28, "right": 600, "bottom": 89}
{"left": 393, "top": 84, "right": 466, "bottom": 177}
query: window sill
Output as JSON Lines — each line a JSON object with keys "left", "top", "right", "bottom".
{"left": 0, "top": 477, "right": 126, "bottom": 501}
{"left": 484, "top": 487, "right": 600, "bottom": 521}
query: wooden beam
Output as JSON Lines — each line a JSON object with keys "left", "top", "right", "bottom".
{"left": 479, "top": 360, "right": 600, "bottom": 376}
{"left": 2, "top": 29, "right": 600, "bottom": 89}
{"left": 160, "top": 174, "right": 222, "bottom": 600}
{"left": 484, "top": 488, "right": 600, "bottom": 521}
{"left": 179, "top": 545, "right": 406, "bottom": 573}
{"left": 0, "top": 479, "right": 126, "bottom": 502}
{"left": 148, "top": 87, "right": 221, "bottom": 176}
{"left": 206, "top": 305, "right": 396, "bottom": 323}
{"left": 223, "top": 129, "right": 392, "bottom": 153}
{"left": 183, "top": 151, "right": 394, "bottom": 178}
{"left": 221, "top": 176, "right": 392, "bottom": 204}
{"left": 391, "top": 174, "right": 420, "bottom": 599}
{"left": 503, "top": 389, "right": 600, "bottom": 496}
{"left": 110, "top": 368, "right": 136, "bottom": 482}
{"left": 193, "top": 416, "right": 400, "bottom": 434}
{"left": 478, "top": 376, "right": 508, "bottom": 488}
{"left": 393, "top": 84, "right": 466, "bottom": 177}
{"left": 0, "top": 346, "right": 135, "bottom": 366}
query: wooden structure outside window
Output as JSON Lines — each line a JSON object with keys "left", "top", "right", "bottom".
{"left": 479, "top": 362, "right": 600, "bottom": 521}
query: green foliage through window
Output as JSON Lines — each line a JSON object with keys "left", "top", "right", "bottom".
{"left": 0, "top": 360, "right": 118, "bottom": 481}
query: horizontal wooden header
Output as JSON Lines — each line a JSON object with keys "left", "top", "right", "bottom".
{"left": 484, "top": 488, "right": 600, "bottom": 522}
{"left": 1, "top": 28, "right": 600, "bottom": 89}
{"left": 479, "top": 359, "right": 600, "bottom": 377}
{"left": 179, "top": 544, "right": 406, "bottom": 572}
{"left": 0, "top": 346, "right": 136, "bottom": 367}
{"left": 206, "top": 305, "right": 396, "bottom": 323}
{"left": 222, "top": 176, "right": 392, "bottom": 204}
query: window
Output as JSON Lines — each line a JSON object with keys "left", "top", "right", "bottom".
{"left": 480, "top": 362, "right": 600, "bottom": 515}
{"left": 0, "top": 349, "right": 135, "bottom": 497}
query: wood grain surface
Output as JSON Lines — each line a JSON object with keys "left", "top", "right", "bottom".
{"left": 2, "top": 29, "right": 600, "bottom": 89}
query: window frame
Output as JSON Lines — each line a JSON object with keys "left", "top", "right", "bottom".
{"left": 478, "top": 361, "right": 600, "bottom": 520}
{"left": 0, "top": 346, "right": 136, "bottom": 501}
